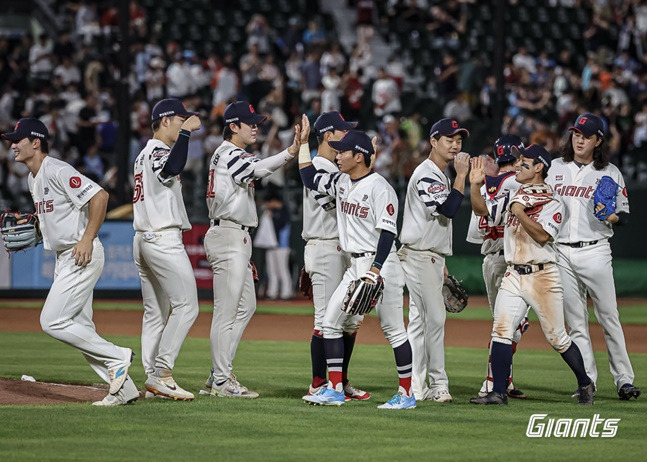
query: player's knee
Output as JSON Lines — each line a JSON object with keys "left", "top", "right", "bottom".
{"left": 548, "top": 333, "right": 570, "bottom": 353}
{"left": 383, "top": 328, "right": 408, "bottom": 348}
{"left": 39, "top": 313, "right": 64, "bottom": 338}
{"left": 322, "top": 324, "right": 343, "bottom": 339}
{"left": 491, "top": 335, "right": 512, "bottom": 346}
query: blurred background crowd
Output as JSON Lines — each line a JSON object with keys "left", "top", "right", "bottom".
{"left": 0, "top": 0, "right": 646, "bottom": 220}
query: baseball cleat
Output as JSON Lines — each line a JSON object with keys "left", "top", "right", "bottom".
{"left": 578, "top": 383, "right": 595, "bottom": 405}
{"left": 204, "top": 368, "right": 215, "bottom": 389}
{"left": 144, "top": 391, "right": 171, "bottom": 399}
{"left": 571, "top": 383, "right": 596, "bottom": 399}
{"left": 210, "top": 375, "right": 259, "bottom": 398}
{"left": 94, "top": 377, "right": 139, "bottom": 406}
{"left": 343, "top": 382, "right": 371, "bottom": 401}
{"left": 145, "top": 375, "right": 194, "bottom": 401}
{"left": 107, "top": 347, "right": 133, "bottom": 395}
{"left": 377, "top": 392, "right": 416, "bottom": 410}
{"left": 430, "top": 388, "right": 453, "bottom": 403}
{"left": 507, "top": 387, "right": 527, "bottom": 399}
{"left": 618, "top": 383, "right": 641, "bottom": 400}
{"left": 302, "top": 387, "right": 345, "bottom": 406}
{"left": 470, "top": 391, "right": 508, "bottom": 405}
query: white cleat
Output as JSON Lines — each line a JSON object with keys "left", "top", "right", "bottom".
{"left": 145, "top": 374, "right": 194, "bottom": 401}
{"left": 430, "top": 388, "right": 453, "bottom": 403}
{"left": 107, "top": 347, "right": 133, "bottom": 395}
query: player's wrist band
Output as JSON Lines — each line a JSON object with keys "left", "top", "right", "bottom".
{"left": 370, "top": 261, "right": 383, "bottom": 270}
{"left": 179, "top": 129, "right": 191, "bottom": 138}
{"left": 298, "top": 143, "right": 311, "bottom": 163}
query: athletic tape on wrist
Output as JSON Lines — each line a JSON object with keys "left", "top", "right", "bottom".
{"left": 298, "top": 143, "right": 311, "bottom": 163}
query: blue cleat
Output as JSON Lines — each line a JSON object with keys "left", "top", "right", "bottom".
{"left": 377, "top": 392, "right": 416, "bottom": 409}
{"left": 303, "top": 386, "right": 345, "bottom": 406}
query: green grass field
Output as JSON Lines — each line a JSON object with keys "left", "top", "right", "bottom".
{"left": 1, "top": 331, "right": 646, "bottom": 461}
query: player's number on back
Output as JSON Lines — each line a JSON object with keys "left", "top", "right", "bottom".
{"left": 133, "top": 173, "right": 144, "bottom": 203}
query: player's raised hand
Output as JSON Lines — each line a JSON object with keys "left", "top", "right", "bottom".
{"left": 299, "top": 114, "right": 310, "bottom": 143}
{"left": 287, "top": 121, "right": 302, "bottom": 157}
{"left": 454, "top": 152, "right": 470, "bottom": 176}
{"left": 469, "top": 156, "right": 485, "bottom": 185}
{"left": 482, "top": 154, "right": 499, "bottom": 177}
{"left": 181, "top": 115, "right": 202, "bottom": 132}
{"left": 370, "top": 136, "right": 378, "bottom": 168}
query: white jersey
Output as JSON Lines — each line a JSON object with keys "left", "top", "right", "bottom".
{"left": 400, "top": 159, "right": 454, "bottom": 255}
{"left": 309, "top": 169, "right": 398, "bottom": 254}
{"left": 206, "top": 140, "right": 258, "bottom": 227}
{"left": 133, "top": 138, "right": 191, "bottom": 232}
{"left": 28, "top": 156, "right": 102, "bottom": 252}
{"left": 466, "top": 172, "right": 521, "bottom": 255}
{"left": 503, "top": 185, "right": 563, "bottom": 265}
{"left": 302, "top": 155, "right": 339, "bottom": 241}
{"left": 546, "top": 158, "right": 629, "bottom": 243}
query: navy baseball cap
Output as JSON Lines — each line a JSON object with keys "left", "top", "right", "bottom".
{"left": 494, "top": 134, "right": 524, "bottom": 164}
{"left": 328, "top": 130, "right": 374, "bottom": 157}
{"left": 224, "top": 101, "right": 266, "bottom": 125}
{"left": 2, "top": 118, "right": 49, "bottom": 141}
{"left": 313, "top": 111, "right": 357, "bottom": 136}
{"left": 511, "top": 144, "right": 552, "bottom": 169}
{"left": 429, "top": 118, "right": 470, "bottom": 139}
{"left": 151, "top": 98, "right": 198, "bottom": 121}
{"left": 569, "top": 113, "right": 604, "bottom": 139}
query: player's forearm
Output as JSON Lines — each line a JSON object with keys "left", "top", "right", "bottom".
{"left": 372, "top": 230, "right": 396, "bottom": 271}
{"left": 299, "top": 164, "right": 317, "bottom": 190}
{"left": 252, "top": 149, "right": 293, "bottom": 178}
{"left": 161, "top": 129, "right": 190, "bottom": 177}
{"left": 470, "top": 183, "right": 488, "bottom": 216}
{"left": 436, "top": 189, "right": 464, "bottom": 219}
{"left": 515, "top": 212, "right": 550, "bottom": 245}
{"left": 453, "top": 173, "right": 467, "bottom": 195}
{"left": 81, "top": 190, "right": 108, "bottom": 241}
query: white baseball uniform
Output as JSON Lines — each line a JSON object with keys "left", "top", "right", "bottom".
{"left": 133, "top": 138, "right": 199, "bottom": 376}
{"left": 29, "top": 156, "right": 132, "bottom": 388}
{"left": 302, "top": 155, "right": 350, "bottom": 334}
{"left": 492, "top": 185, "right": 571, "bottom": 353}
{"left": 205, "top": 140, "right": 294, "bottom": 384}
{"left": 547, "top": 158, "right": 634, "bottom": 389}
{"left": 307, "top": 168, "right": 408, "bottom": 348}
{"left": 398, "top": 158, "right": 455, "bottom": 397}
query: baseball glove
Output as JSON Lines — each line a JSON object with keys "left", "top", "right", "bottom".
{"left": 341, "top": 270, "right": 384, "bottom": 316}
{"left": 299, "top": 266, "right": 313, "bottom": 299}
{"left": 1, "top": 212, "right": 42, "bottom": 252}
{"left": 443, "top": 274, "right": 468, "bottom": 313}
{"left": 509, "top": 184, "right": 554, "bottom": 210}
{"left": 593, "top": 175, "right": 619, "bottom": 220}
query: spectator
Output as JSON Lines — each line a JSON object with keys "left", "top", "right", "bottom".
{"left": 372, "top": 67, "right": 401, "bottom": 117}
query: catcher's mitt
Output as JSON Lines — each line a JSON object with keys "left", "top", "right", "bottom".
{"left": 341, "top": 271, "right": 384, "bottom": 316}
{"left": 509, "top": 184, "right": 554, "bottom": 210}
{"left": 593, "top": 175, "right": 619, "bottom": 220}
{"left": 299, "top": 266, "right": 313, "bottom": 299}
{"left": 443, "top": 274, "right": 468, "bottom": 313}
{"left": 1, "top": 212, "right": 42, "bottom": 252}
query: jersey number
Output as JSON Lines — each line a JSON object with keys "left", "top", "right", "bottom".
{"left": 133, "top": 173, "right": 144, "bottom": 203}
{"left": 206, "top": 170, "right": 215, "bottom": 198}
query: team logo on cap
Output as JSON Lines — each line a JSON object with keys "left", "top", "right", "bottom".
{"left": 451, "top": 120, "right": 458, "bottom": 128}
{"left": 387, "top": 204, "right": 395, "bottom": 216}
{"left": 249, "top": 104, "right": 255, "bottom": 113}
{"left": 579, "top": 117, "right": 588, "bottom": 125}
{"left": 70, "top": 177, "right": 81, "bottom": 188}
{"left": 14, "top": 121, "right": 20, "bottom": 130}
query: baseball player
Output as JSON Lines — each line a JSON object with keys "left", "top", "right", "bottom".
{"left": 398, "top": 118, "right": 471, "bottom": 403}
{"left": 466, "top": 135, "right": 530, "bottom": 399}
{"left": 469, "top": 144, "right": 594, "bottom": 405}
{"left": 302, "top": 111, "right": 370, "bottom": 401}
{"left": 546, "top": 113, "right": 640, "bottom": 400}
{"left": 203, "top": 101, "right": 303, "bottom": 398}
{"left": 133, "top": 98, "right": 201, "bottom": 401}
{"left": 2, "top": 118, "right": 137, "bottom": 407}
{"left": 300, "top": 127, "right": 416, "bottom": 410}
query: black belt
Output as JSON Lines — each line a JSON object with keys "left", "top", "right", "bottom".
{"left": 513, "top": 263, "right": 545, "bottom": 275}
{"left": 351, "top": 252, "right": 375, "bottom": 258}
{"left": 210, "top": 218, "right": 252, "bottom": 232}
{"left": 562, "top": 240, "right": 598, "bottom": 248}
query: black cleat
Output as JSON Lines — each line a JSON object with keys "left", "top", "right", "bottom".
{"left": 572, "top": 383, "right": 596, "bottom": 398}
{"left": 618, "top": 384, "right": 641, "bottom": 400}
{"left": 507, "top": 387, "right": 527, "bottom": 399}
{"left": 578, "top": 383, "right": 595, "bottom": 405}
{"left": 470, "top": 391, "right": 508, "bottom": 405}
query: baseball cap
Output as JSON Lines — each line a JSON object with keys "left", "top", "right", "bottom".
{"left": 151, "top": 98, "right": 198, "bottom": 121}
{"left": 224, "top": 101, "right": 267, "bottom": 125}
{"left": 511, "top": 144, "right": 552, "bottom": 169}
{"left": 328, "top": 130, "right": 374, "bottom": 157}
{"left": 568, "top": 113, "right": 604, "bottom": 139}
{"left": 429, "top": 118, "right": 470, "bottom": 139}
{"left": 2, "top": 118, "right": 49, "bottom": 141}
{"left": 313, "top": 111, "right": 357, "bottom": 136}
{"left": 493, "top": 134, "right": 524, "bottom": 164}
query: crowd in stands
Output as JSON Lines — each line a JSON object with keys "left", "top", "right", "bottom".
{"left": 1, "top": 0, "right": 647, "bottom": 217}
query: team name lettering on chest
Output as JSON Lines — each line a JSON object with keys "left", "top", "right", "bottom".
{"left": 553, "top": 183, "right": 595, "bottom": 199}
{"left": 34, "top": 199, "right": 54, "bottom": 214}
{"left": 340, "top": 200, "right": 369, "bottom": 218}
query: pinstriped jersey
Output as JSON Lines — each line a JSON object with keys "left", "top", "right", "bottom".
{"left": 400, "top": 159, "right": 453, "bottom": 255}
{"left": 546, "top": 158, "right": 629, "bottom": 243}
{"left": 206, "top": 140, "right": 260, "bottom": 227}
{"left": 302, "top": 155, "right": 339, "bottom": 240}
{"left": 309, "top": 169, "right": 398, "bottom": 254}
{"left": 133, "top": 139, "right": 191, "bottom": 232}
{"left": 28, "top": 156, "right": 102, "bottom": 251}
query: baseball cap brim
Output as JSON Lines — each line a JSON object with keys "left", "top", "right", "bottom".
{"left": 338, "top": 120, "right": 358, "bottom": 131}
{"left": 1, "top": 132, "right": 24, "bottom": 141}
{"left": 447, "top": 128, "right": 470, "bottom": 138}
{"left": 510, "top": 145, "right": 524, "bottom": 158}
{"left": 568, "top": 126, "right": 598, "bottom": 137}
{"left": 328, "top": 139, "right": 374, "bottom": 155}
{"left": 239, "top": 113, "right": 267, "bottom": 125}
